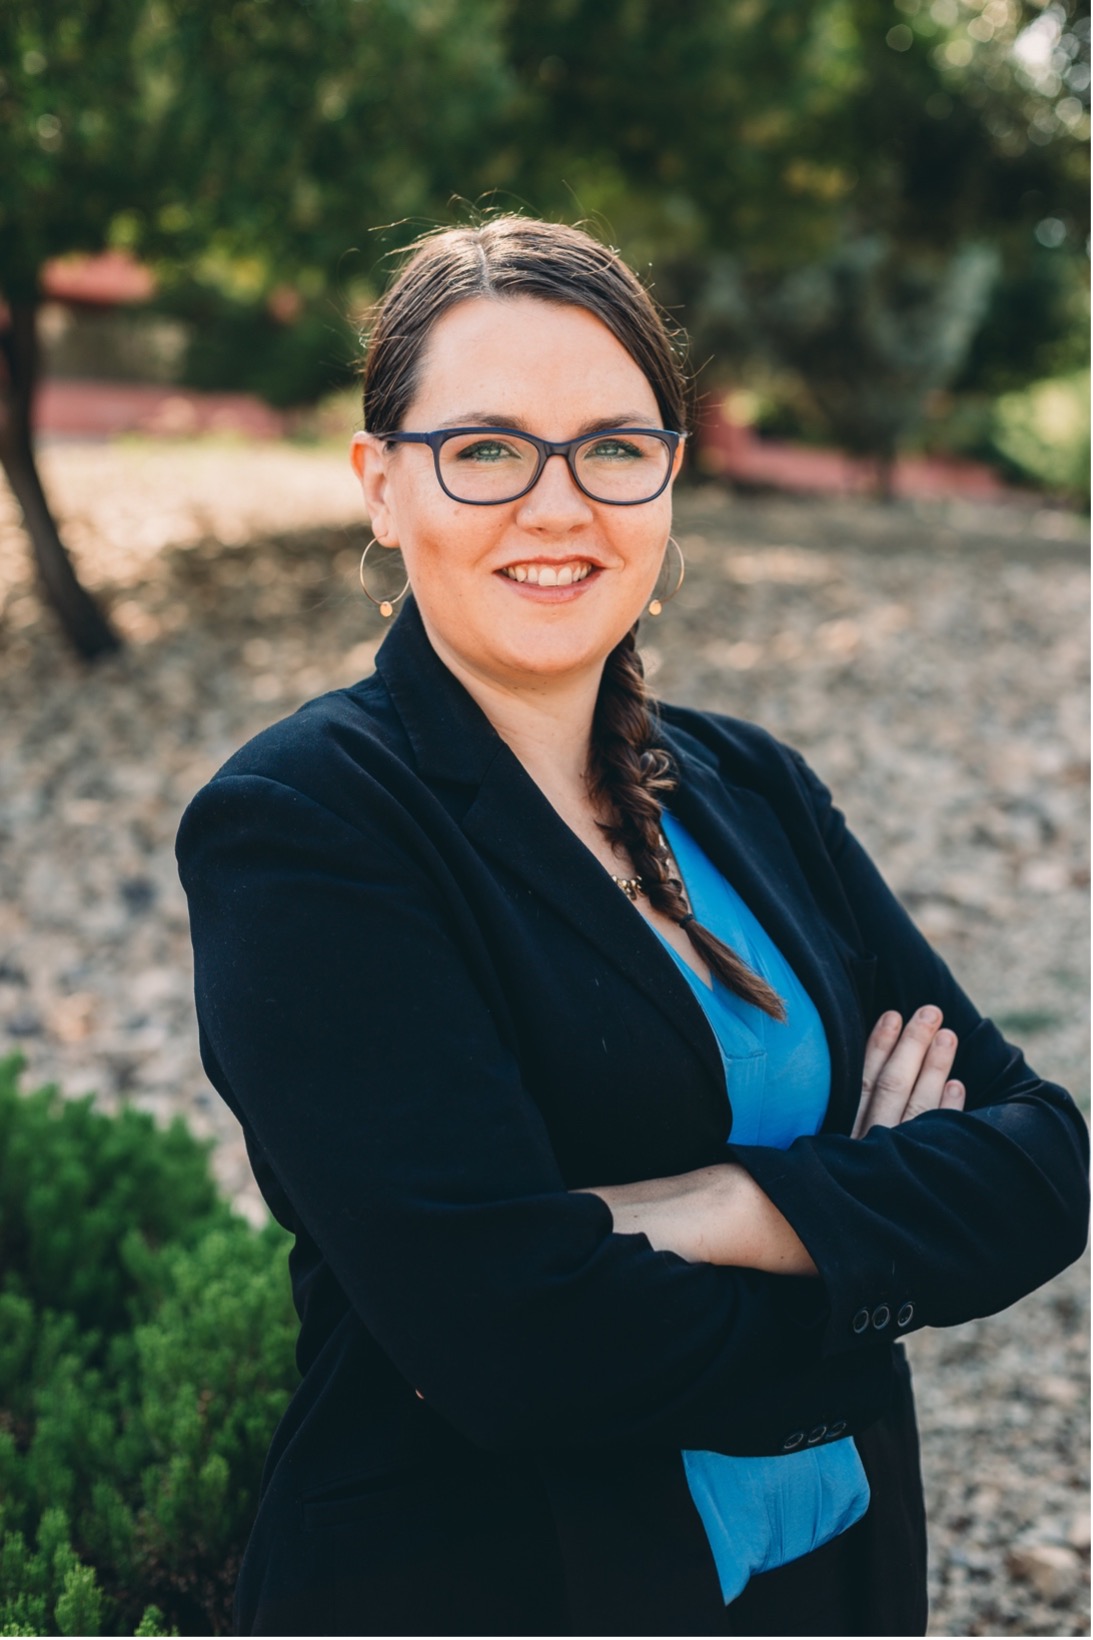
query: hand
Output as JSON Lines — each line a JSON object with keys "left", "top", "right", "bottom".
{"left": 852, "top": 1007, "right": 966, "bottom": 1139}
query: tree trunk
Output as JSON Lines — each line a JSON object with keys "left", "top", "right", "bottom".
{"left": 874, "top": 448, "right": 898, "bottom": 504}
{"left": 0, "top": 293, "right": 120, "bottom": 659}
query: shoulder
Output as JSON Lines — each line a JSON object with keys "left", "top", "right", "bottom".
{"left": 193, "top": 669, "right": 421, "bottom": 812}
{"left": 176, "top": 671, "right": 430, "bottom": 872}
{"left": 657, "top": 700, "right": 832, "bottom": 820}
{"left": 212, "top": 673, "right": 409, "bottom": 797}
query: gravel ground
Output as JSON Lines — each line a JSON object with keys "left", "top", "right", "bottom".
{"left": 1, "top": 443, "right": 1088, "bottom": 1636}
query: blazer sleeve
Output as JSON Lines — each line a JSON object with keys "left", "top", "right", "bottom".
{"left": 727, "top": 747, "right": 1089, "bottom": 1360}
{"left": 178, "top": 769, "right": 896, "bottom": 1457}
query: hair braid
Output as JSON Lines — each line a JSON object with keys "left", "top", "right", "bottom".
{"left": 589, "top": 629, "right": 786, "bottom": 1021}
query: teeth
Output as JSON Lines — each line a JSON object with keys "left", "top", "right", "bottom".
{"left": 502, "top": 561, "right": 592, "bottom": 585}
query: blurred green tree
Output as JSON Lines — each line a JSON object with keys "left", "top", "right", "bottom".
{"left": 735, "top": 0, "right": 1090, "bottom": 486}
{"left": 495, "top": 0, "right": 1089, "bottom": 485}
{"left": 0, "top": 0, "right": 511, "bottom": 656}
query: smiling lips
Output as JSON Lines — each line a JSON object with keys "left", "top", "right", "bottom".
{"left": 500, "top": 561, "right": 595, "bottom": 586}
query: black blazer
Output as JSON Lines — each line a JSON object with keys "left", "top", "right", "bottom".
{"left": 177, "top": 598, "right": 1088, "bottom": 1638}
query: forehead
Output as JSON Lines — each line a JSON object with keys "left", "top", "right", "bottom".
{"left": 407, "top": 296, "right": 660, "bottom": 427}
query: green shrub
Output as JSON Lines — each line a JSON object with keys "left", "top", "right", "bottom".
{"left": 0, "top": 1057, "right": 298, "bottom": 1636}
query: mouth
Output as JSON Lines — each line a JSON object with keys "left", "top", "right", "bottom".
{"left": 499, "top": 560, "right": 596, "bottom": 587}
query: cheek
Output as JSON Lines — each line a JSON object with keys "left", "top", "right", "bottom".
{"left": 396, "top": 507, "right": 500, "bottom": 599}
{"left": 388, "top": 478, "right": 460, "bottom": 561}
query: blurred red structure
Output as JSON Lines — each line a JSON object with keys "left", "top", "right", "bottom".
{"left": 35, "top": 380, "right": 287, "bottom": 440}
{"left": 697, "top": 398, "right": 1010, "bottom": 501}
{"left": 41, "top": 250, "right": 156, "bottom": 307}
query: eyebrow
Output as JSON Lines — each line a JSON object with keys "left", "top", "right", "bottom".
{"left": 435, "top": 412, "right": 662, "bottom": 435}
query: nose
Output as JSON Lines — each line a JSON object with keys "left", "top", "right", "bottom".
{"left": 514, "top": 450, "right": 594, "bottom": 528}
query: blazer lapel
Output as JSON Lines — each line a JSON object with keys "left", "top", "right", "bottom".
{"left": 461, "top": 746, "right": 730, "bottom": 1110}
{"left": 375, "top": 603, "right": 729, "bottom": 1112}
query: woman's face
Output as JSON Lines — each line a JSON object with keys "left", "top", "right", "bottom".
{"left": 351, "top": 296, "right": 682, "bottom": 697}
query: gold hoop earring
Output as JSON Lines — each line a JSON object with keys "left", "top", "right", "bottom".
{"left": 648, "top": 535, "right": 685, "bottom": 616}
{"left": 359, "top": 537, "right": 409, "bottom": 618}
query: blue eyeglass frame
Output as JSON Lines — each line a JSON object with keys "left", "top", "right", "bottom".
{"left": 377, "top": 426, "right": 686, "bottom": 506}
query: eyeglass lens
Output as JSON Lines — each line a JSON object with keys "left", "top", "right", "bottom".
{"left": 437, "top": 431, "right": 672, "bottom": 503}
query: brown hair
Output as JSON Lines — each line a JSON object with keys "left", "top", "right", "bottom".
{"left": 362, "top": 216, "right": 784, "bottom": 1019}
{"left": 362, "top": 216, "right": 688, "bottom": 434}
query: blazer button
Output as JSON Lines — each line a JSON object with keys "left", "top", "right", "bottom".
{"left": 807, "top": 1424, "right": 827, "bottom": 1445}
{"left": 897, "top": 1302, "right": 915, "bottom": 1328}
{"left": 871, "top": 1304, "right": 891, "bottom": 1330}
{"left": 852, "top": 1307, "right": 870, "bottom": 1334}
{"left": 828, "top": 1419, "right": 847, "bottom": 1438}
{"left": 782, "top": 1430, "right": 805, "bottom": 1451}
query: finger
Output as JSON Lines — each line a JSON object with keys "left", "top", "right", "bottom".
{"left": 900, "top": 1027, "right": 959, "bottom": 1122}
{"left": 862, "top": 1005, "right": 944, "bottom": 1131}
{"left": 940, "top": 1079, "right": 965, "bottom": 1112}
{"left": 862, "top": 1011, "right": 903, "bottom": 1091}
{"left": 852, "top": 1012, "right": 902, "bottom": 1138}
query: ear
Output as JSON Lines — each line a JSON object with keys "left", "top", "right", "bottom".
{"left": 350, "top": 432, "right": 399, "bottom": 546}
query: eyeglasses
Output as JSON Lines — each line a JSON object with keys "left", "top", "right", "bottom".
{"left": 378, "top": 426, "right": 685, "bottom": 506}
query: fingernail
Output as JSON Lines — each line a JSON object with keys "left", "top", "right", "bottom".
{"left": 917, "top": 1006, "right": 940, "bottom": 1025}
{"left": 935, "top": 1029, "right": 955, "bottom": 1048}
{"left": 880, "top": 1011, "right": 900, "bottom": 1030}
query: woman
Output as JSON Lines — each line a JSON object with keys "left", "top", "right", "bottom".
{"left": 177, "top": 217, "right": 1088, "bottom": 1638}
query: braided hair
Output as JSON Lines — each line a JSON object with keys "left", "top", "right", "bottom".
{"left": 589, "top": 629, "right": 786, "bottom": 1020}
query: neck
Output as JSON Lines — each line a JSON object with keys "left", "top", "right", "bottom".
{"left": 422, "top": 620, "right": 601, "bottom": 802}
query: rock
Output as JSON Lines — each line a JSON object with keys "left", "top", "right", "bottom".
{"left": 1067, "top": 1512, "right": 1091, "bottom": 1555}
{"left": 1006, "top": 1544, "right": 1083, "bottom": 1602}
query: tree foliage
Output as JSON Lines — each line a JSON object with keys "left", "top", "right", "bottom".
{"left": 490, "top": 0, "right": 1088, "bottom": 466}
{"left": 1, "top": 0, "right": 513, "bottom": 290}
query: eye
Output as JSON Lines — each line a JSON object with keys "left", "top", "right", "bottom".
{"left": 584, "top": 436, "right": 647, "bottom": 461}
{"left": 452, "top": 437, "right": 524, "bottom": 464}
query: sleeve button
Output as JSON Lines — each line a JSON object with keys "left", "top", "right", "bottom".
{"left": 828, "top": 1419, "right": 847, "bottom": 1437}
{"left": 807, "top": 1424, "right": 828, "bottom": 1444}
{"left": 871, "top": 1304, "right": 891, "bottom": 1330}
{"left": 782, "top": 1430, "right": 805, "bottom": 1451}
{"left": 897, "top": 1302, "right": 914, "bottom": 1327}
{"left": 851, "top": 1307, "right": 871, "bottom": 1334}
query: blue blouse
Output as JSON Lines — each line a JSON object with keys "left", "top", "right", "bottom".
{"left": 654, "top": 813, "right": 870, "bottom": 1604}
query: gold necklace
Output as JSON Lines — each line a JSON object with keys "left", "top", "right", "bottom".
{"left": 610, "top": 833, "right": 674, "bottom": 902}
{"left": 611, "top": 872, "right": 644, "bottom": 901}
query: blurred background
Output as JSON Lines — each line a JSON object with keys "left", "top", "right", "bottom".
{"left": 0, "top": 2, "right": 1088, "bottom": 1636}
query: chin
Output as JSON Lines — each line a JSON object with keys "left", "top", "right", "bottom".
{"left": 498, "top": 632, "right": 610, "bottom": 681}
